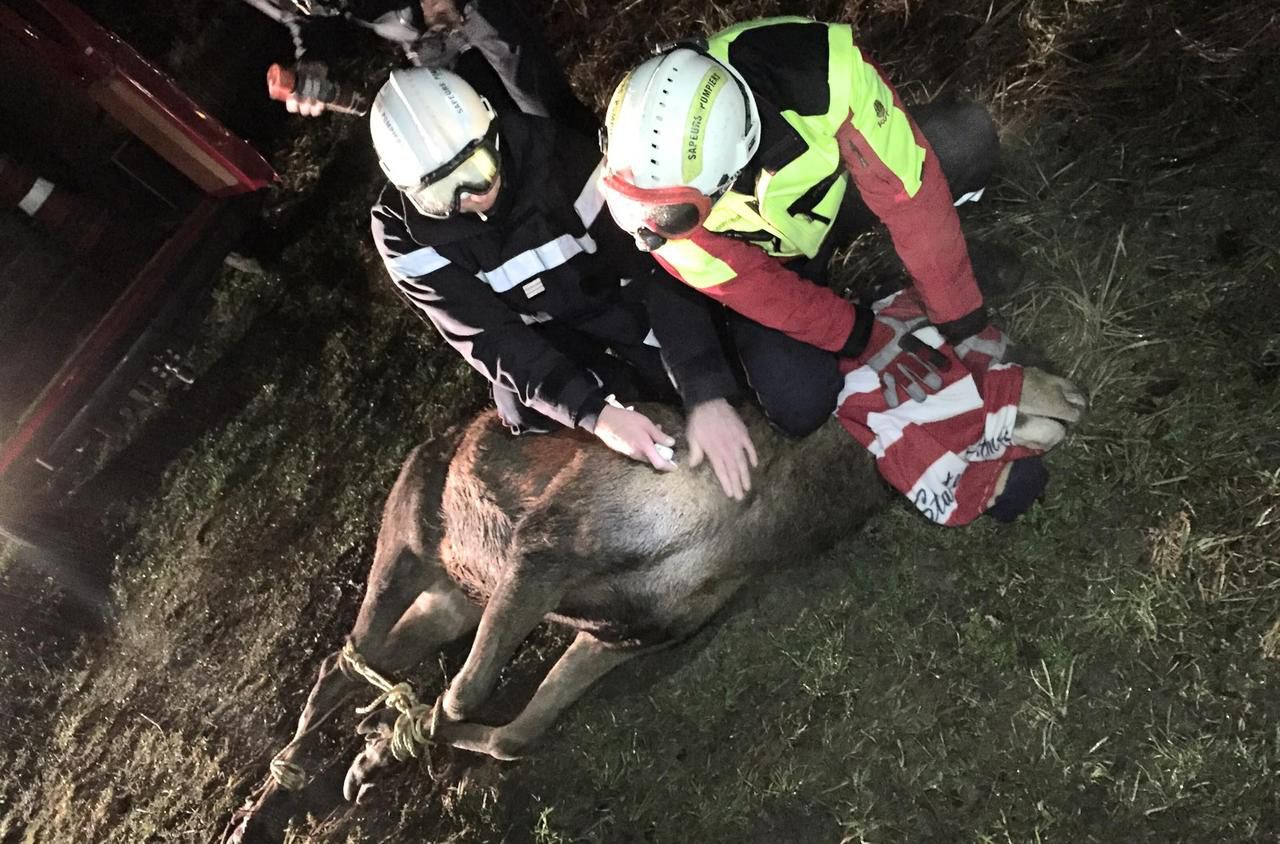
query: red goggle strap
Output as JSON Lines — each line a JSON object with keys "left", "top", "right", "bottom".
{"left": 601, "top": 172, "right": 713, "bottom": 220}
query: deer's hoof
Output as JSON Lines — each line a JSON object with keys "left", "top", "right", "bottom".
{"left": 355, "top": 707, "right": 397, "bottom": 740}
{"left": 441, "top": 684, "right": 476, "bottom": 723}
{"left": 343, "top": 736, "right": 394, "bottom": 803}
{"left": 1012, "top": 415, "right": 1068, "bottom": 451}
{"left": 1058, "top": 379, "right": 1088, "bottom": 419}
{"left": 433, "top": 719, "right": 523, "bottom": 762}
{"left": 1019, "top": 369, "right": 1088, "bottom": 424}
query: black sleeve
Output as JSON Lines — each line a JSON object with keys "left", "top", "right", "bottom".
{"left": 642, "top": 270, "right": 741, "bottom": 409}
{"left": 372, "top": 200, "right": 607, "bottom": 429}
{"left": 463, "top": 0, "right": 599, "bottom": 135}
{"left": 553, "top": 135, "right": 739, "bottom": 410}
{"left": 287, "top": 14, "right": 351, "bottom": 64}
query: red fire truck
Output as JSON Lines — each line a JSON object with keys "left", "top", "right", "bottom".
{"left": 0, "top": 0, "right": 277, "bottom": 542}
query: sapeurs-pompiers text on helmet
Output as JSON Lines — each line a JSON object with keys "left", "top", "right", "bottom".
{"left": 600, "top": 46, "right": 760, "bottom": 250}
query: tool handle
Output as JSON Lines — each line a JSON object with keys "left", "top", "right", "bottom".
{"left": 266, "top": 63, "right": 368, "bottom": 116}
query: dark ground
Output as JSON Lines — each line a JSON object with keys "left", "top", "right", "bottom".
{"left": 2, "top": 1, "right": 1279, "bottom": 842}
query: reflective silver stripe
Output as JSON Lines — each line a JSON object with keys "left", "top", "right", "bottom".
{"left": 361, "top": 9, "right": 421, "bottom": 45}
{"left": 642, "top": 329, "right": 660, "bottom": 348}
{"left": 954, "top": 187, "right": 984, "bottom": 206}
{"left": 18, "top": 178, "right": 54, "bottom": 216}
{"left": 385, "top": 246, "right": 451, "bottom": 280}
{"left": 478, "top": 232, "right": 597, "bottom": 292}
{"left": 574, "top": 160, "right": 607, "bottom": 226}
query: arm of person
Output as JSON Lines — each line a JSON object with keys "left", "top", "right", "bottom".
{"left": 279, "top": 8, "right": 359, "bottom": 64}
{"left": 642, "top": 269, "right": 756, "bottom": 499}
{"left": 458, "top": 0, "right": 597, "bottom": 133}
{"left": 641, "top": 269, "right": 738, "bottom": 409}
{"left": 393, "top": 263, "right": 678, "bottom": 469}
{"left": 833, "top": 68, "right": 989, "bottom": 343}
{"left": 373, "top": 205, "right": 674, "bottom": 468}
{"left": 265, "top": 10, "right": 348, "bottom": 116}
{"left": 592, "top": 404, "right": 675, "bottom": 472}
{"left": 653, "top": 230, "right": 875, "bottom": 359}
{"left": 684, "top": 399, "right": 757, "bottom": 500}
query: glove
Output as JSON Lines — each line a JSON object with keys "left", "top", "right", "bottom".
{"left": 951, "top": 323, "right": 1010, "bottom": 394}
{"left": 937, "top": 305, "right": 1010, "bottom": 370}
{"left": 953, "top": 324, "right": 1010, "bottom": 369}
{"left": 293, "top": 60, "right": 332, "bottom": 103}
{"left": 861, "top": 313, "right": 954, "bottom": 408}
{"left": 278, "top": 60, "right": 335, "bottom": 117}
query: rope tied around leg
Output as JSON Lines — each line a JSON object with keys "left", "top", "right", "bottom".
{"left": 341, "top": 641, "right": 435, "bottom": 764}
{"left": 265, "top": 641, "right": 434, "bottom": 792}
{"left": 268, "top": 757, "right": 309, "bottom": 792}
{"left": 266, "top": 646, "right": 365, "bottom": 792}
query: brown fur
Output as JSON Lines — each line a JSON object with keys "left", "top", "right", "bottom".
{"left": 435, "top": 404, "right": 886, "bottom": 642}
{"left": 225, "top": 368, "right": 1084, "bottom": 843}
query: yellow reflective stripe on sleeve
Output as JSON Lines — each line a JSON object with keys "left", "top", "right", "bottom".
{"left": 655, "top": 238, "right": 739, "bottom": 289}
{"left": 846, "top": 44, "right": 925, "bottom": 197}
{"left": 704, "top": 189, "right": 806, "bottom": 259}
{"left": 825, "top": 25, "right": 855, "bottom": 134}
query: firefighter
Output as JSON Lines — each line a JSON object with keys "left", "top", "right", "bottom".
{"left": 247, "top": 0, "right": 595, "bottom": 134}
{"left": 600, "top": 17, "right": 1047, "bottom": 521}
{"left": 368, "top": 67, "right": 774, "bottom": 498}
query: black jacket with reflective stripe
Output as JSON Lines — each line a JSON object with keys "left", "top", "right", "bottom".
{"left": 371, "top": 111, "right": 738, "bottom": 427}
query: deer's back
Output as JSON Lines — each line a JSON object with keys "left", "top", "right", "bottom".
{"left": 429, "top": 405, "right": 886, "bottom": 608}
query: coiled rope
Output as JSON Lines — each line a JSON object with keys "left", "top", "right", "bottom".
{"left": 345, "top": 646, "right": 435, "bottom": 763}
{"left": 267, "top": 640, "right": 436, "bottom": 791}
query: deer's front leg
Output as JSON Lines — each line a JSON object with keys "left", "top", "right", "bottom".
{"left": 441, "top": 569, "right": 565, "bottom": 722}
{"left": 436, "top": 632, "right": 641, "bottom": 761}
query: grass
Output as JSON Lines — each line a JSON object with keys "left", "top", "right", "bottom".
{"left": 2, "top": 0, "right": 1280, "bottom": 842}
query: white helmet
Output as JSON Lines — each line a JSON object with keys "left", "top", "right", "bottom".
{"left": 601, "top": 47, "right": 760, "bottom": 244}
{"left": 370, "top": 67, "right": 500, "bottom": 218}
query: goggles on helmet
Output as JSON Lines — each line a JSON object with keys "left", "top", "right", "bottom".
{"left": 392, "top": 124, "right": 501, "bottom": 219}
{"left": 601, "top": 171, "right": 713, "bottom": 242}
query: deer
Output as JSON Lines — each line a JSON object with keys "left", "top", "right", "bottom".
{"left": 224, "top": 366, "right": 1086, "bottom": 843}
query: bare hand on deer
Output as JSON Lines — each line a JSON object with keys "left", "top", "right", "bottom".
{"left": 686, "top": 398, "right": 758, "bottom": 500}
{"left": 593, "top": 405, "right": 676, "bottom": 472}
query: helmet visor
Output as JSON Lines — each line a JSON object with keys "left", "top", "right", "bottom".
{"left": 602, "top": 172, "right": 712, "bottom": 240}
{"left": 398, "top": 129, "right": 501, "bottom": 218}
